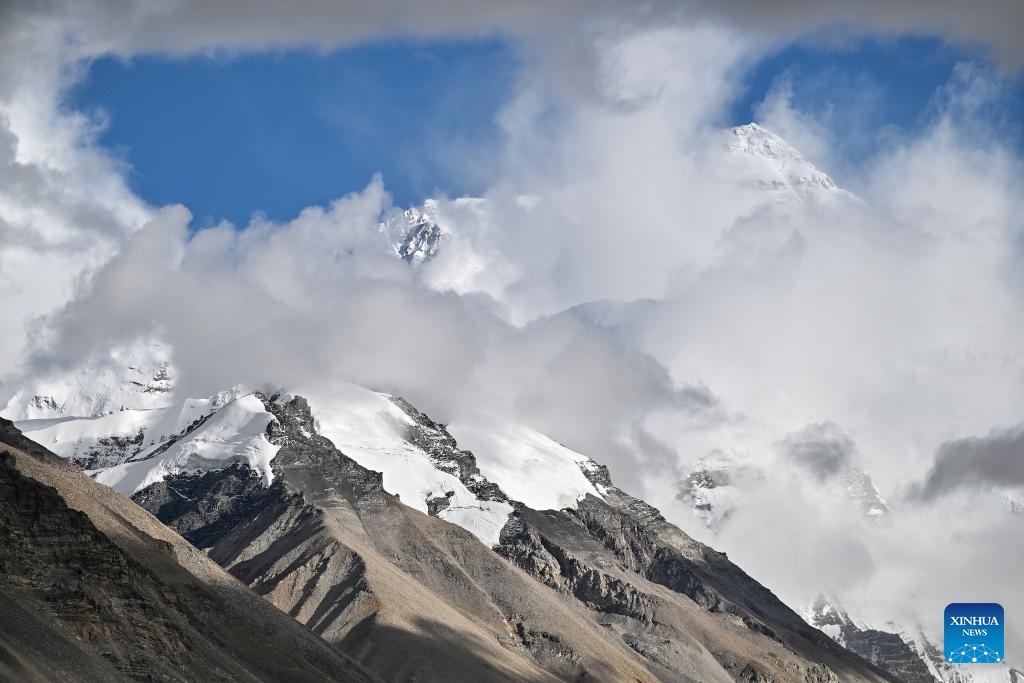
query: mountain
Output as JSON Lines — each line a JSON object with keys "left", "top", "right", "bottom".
{"left": 721, "top": 123, "right": 850, "bottom": 205}
{"left": 0, "top": 122, "right": 951, "bottom": 681}
{"left": 0, "top": 417, "right": 377, "bottom": 683}
{"left": 675, "top": 452, "right": 1024, "bottom": 683}
{"left": 678, "top": 457, "right": 889, "bottom": 532}
{"left": 5, "top": 357, "right": 896, "bottom": 682}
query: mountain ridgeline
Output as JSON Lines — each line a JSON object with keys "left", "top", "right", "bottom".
{"left": 6, "top": 385, "right": 897, "bottom": 682}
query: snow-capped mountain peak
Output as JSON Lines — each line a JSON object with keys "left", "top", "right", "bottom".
{"left": 720, "top": 122, "right": 866, "bottom": 211}
{"left": 726, "top": 122, "right": 837, "bottom": 192}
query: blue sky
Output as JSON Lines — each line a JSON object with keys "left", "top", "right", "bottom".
{"left": 69, "top": 41, "right": 516, "bottom": 227}
{"left": 69, "top": 36, "right": 1023, "bottom": 227}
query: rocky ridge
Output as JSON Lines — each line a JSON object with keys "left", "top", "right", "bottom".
{"left": 126, "top": 392, "right": 893, "bottom": 682}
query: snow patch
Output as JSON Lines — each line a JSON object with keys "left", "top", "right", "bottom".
{"left": 447, "top": 418, "right": 605, "bottom": 511}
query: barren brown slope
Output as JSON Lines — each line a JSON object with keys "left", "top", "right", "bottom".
{"left": 0, "top": 418, "right": 377, "bottom": 683}
{"left": 137, "top": 454, "right": 668, "bottom": 681}
{"left": 136, "top": 395, "right": 896, "bottom": 683}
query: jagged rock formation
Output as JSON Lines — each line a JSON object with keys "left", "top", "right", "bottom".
{"left": 0, "top": 418, "right": 376, "bottom": 683}
{"left": 129, "top": 393, "right": 895, "bottom": 683}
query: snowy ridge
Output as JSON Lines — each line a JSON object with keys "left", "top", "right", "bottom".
{"left": 94, "top": 394, "right": 280, "bottom": 494}
{"left": 305, "top": 383, "right": 607, "bottom": 546}
{"left": 305, "top": 383, "right": 514, "bottom": 546}
{"left": 11, "top": 352, "right": 613, "bottom": 549}
{"left": 17, "top": 391, "right": 279, "bottom": 495}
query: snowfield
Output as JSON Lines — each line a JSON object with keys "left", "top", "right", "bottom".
{"left": 447, "top": 418, "right": 605, "bottom": 511}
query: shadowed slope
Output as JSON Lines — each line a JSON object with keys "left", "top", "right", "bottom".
{"left": 0, "top": 418, "right": 377, "bottom": 683}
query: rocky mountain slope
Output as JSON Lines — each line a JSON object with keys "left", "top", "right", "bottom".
{"left": 7, "top": 368, "right": 897, "bottom": 682}
{"left": 0, "top": 417, "right": 377, "bottom": 683}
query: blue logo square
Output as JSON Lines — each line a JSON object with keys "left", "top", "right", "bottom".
{"left": 945, "top": 603, "right": 1004, "bottom": 664}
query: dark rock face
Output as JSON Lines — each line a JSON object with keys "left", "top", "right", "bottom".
{"left": 132, "top": 464, "right": 306, "bottom": 554}
{"left": 498, "top": 509, "right": 653, "bottom": 621}
{"left": 0, "top": 418, "right": 377, "bottom": 683}
{"left": 266, "top": 394, "right": 390, "bottom": 511}
{"left": 494, "top": 481, "right": 894, "bottom": 682}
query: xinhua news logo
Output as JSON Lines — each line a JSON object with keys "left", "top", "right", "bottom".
{"left": 945, "top": 603, "right": 1004, "bottom": 664}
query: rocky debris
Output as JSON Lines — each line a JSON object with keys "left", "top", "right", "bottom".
{"left": 740, "top": 663, "right": 776, "bottom": 682}
{"left": 804, "top": 663, "right": 841, "bottom": 682}
{"left": 511, "top": 620, "right": 586, "bottom": 680}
